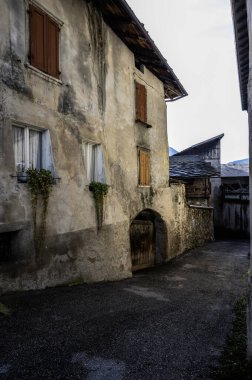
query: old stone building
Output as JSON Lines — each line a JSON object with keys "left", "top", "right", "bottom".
{"left": 0, "top": 0, "right": 213, "bottom": 293}
{"left": 170, "top": 155, "right": 218, "bottom": 206}
{"left": 173, "top": 134, "right": 224, "bottom": 173}
{"left": 170, "top": 135, "right": 224, "bottom": 208}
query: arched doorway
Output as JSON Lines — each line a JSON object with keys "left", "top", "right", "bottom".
{"left": 130, "top": 209, "right": 168, "bottom": 271}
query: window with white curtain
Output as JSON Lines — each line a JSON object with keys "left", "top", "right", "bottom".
{"left": 12, "top": 125, "right": 54, "bottom": 174}
{"left": 82, "top": 142, "right": 105, "bottom": 183}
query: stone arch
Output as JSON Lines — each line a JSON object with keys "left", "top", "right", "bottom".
{"left": 130, "top": 209, "right": 168, "bottom": 271}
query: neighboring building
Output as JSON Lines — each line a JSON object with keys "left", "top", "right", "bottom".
{"left": 231, "top": 0, "right": 252, "bottom": 357}
{"left": 170, "top": 155, "right": 218, "bottom": 206}
{"left": 173, "top": 134, "right": 224, "bottom": 173}
{"left": 213, "top": 164, "right": 249, "bottom": 237}
{"left": 172, "top": 134, "right": 250, "bottom": 236}
{"left": 0, "top": 0, "right": 214, "bottom": 293}
{"left": 170, "top": 134, "right": 224, "bottom": 206}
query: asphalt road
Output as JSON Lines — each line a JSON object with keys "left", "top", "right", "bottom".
{"left": 0, "top": 239, "right": 249, "bottom": 380}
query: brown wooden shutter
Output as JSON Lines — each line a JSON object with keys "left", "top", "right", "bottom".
{"left": 30, "top": 5, "right": 47, "bottom": 72}
{"left": 145, "top": 150, "right": 150, "bottom": 185}
{"left": 139, "top": 149, "right": 150, "bottom": 186}
{"left": 135, "top": 82, "right": 147, "bottom": 123}
{"left": 47, "top": 17, "right": 59, "bottom": 78}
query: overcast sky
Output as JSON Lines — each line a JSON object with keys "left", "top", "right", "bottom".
{"left": 127, "top": 0, "right": 248, "bottom": 163}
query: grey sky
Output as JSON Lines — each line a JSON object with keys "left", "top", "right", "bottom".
{"left": 127, "top": 0, "right": 248, "bottom": 163}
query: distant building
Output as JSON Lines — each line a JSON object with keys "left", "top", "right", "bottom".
{"left": 171, "top": 134, "right": 250, "bottom": 236}
{"left": 170, "top": 134, "right": 223, "bottom": 206}
{"left": 170, "top": 155, "right": 218, "bottom": 206}
{"left": 173, "top": 134, "right": 224, "bottom": 173}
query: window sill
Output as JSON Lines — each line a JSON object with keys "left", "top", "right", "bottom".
{"left": 10, "top": 174, "right": 61, "bottom": 184}
{"left": 25, "top": 63, "right": 62, "bottom": 85}
{"left": 135, "top": 119, "right": 152, "bottom": 128}
{"left": 138, "top": 185, "right": 151, "bottom": 188}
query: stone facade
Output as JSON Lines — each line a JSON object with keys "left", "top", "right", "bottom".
{"left": 0, "top": 0, "right": 213, "bottom": 293}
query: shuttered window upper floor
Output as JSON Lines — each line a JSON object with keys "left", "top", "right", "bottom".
{"left": 29, "top": 4, "right": 60, "bottom": 79}
{"left": 138, "top": 148, "right": 150, "bottom": 186}
{"left": 135, "top": 82, "right": 147, "bottom": 123}
{"left": 135, "top": 81, "right": 152, "bottom": 128}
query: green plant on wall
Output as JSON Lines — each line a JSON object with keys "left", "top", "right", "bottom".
{"left": 27, "top": 168, "right": 53, "bottom": 255}
{"left": 89, "top": 181, "right": 109, "bottom": 230}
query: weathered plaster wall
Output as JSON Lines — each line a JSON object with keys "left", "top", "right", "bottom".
{"left": 0, "top": 0, "right": 213, "bottom": 293}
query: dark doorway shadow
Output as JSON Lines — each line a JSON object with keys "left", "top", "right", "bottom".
{"left": 130, "top": 209, "right": 168, "bottom": 271}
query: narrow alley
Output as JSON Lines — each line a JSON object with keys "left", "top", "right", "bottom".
{"left": 0, "top": 239, "right": 249, "bottom": 380}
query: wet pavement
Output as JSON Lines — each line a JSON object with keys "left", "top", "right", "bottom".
{"left": 0, "top": 239, "right": 249, "bottom": 379}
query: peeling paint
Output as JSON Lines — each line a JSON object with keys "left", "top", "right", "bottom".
{"left": 1, "top": 51, "right": 33, "bottom": 99}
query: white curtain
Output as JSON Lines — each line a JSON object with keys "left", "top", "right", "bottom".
{"left": 83, "top": 142, "right": 95, "bottom": 182}
{"left": 29, "top": 129, "right": 41, "bottom": 169}
{"left": 83, "top": 142, "right": 106, "bottom": 183}
{"left": 12, "top": 126, "right": 25, "bottom": 172}
{"left": 95, "top": 145, "right": 105, "bottom": 183}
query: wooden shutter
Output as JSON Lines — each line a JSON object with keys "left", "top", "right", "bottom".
{"left": 135, "top": 82, "right": 147, "bottom": 123}
{"left": 47, "top": 18, "right": 59, "bottom": 78}
{"left": 30, "top": 5, "right": 60, "bottom": 78}
{"left": 30, "top": 5, "right": 47, "bottom": 72}
{"left": 139, "top": 149, "right": 150, "bottom": 186}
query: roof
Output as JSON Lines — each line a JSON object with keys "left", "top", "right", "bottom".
{"left": 92, "top": 0, "right": 187, "bottom": 101}
{"left": 221, "top": 164, "right": 249, "bottom": 177}
{"left": 170, "top": 155, "right": 219, "bottom": 178}
{"left": 231, "top": 0, "right": 249, "bottom": 111}
{"left": 174, "top": 134, "right": 224, "bottom": 156}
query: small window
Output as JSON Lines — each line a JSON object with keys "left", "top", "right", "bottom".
{"left": 12, "top": 125, "right": 54, "bottom": 175}
{"left": 135, "top": 81, "right": 147, "bottom": 124}
{"left": 29, "top": 4, "right": 60, "bottom": 78}
{"left": 83, "top": 142, "right": 105, "bottom": 183}
{"left": 138, "top": 148, "right": 150, "bottom": 186}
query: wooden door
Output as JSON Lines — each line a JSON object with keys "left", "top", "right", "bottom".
{"left": 130, "top": 220, "right": 154, "bottom": 271}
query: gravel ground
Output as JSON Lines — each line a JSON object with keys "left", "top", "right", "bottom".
{"left": 0, "top": 239, "right": 249, "bottom": 380}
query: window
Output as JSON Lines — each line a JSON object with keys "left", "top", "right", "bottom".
{"left": 29, "top": 4, "right": 60, "bottom": 78}
{"left": 13, "top": 126, "right": 42, "bottom": 172}
{"left": 12, "top": 125, "right": 54, "bottom": 175}
{"left": 135, "top": 81, "right": 147, "bottom": 124}
{"left": 138, "top": 148, "right": 150, "bottom": 186}
{"left": 83, "top": 142, "right": 105, "bottom": 183}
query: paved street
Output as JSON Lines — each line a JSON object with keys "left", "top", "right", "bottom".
{"left": 0, "top": 239, "right": 249, "bottom": 380}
